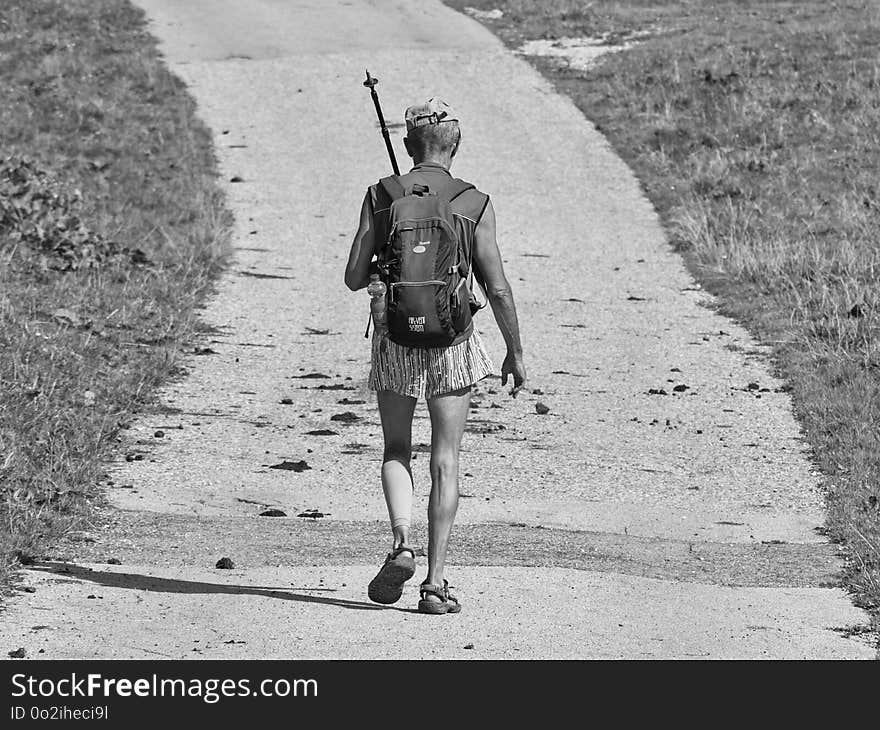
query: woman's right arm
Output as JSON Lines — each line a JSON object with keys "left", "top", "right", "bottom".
{"left": 344, "top": 191, "right": 375, "bottom": 291}
{"left": 472, "top": 198, "right": 526, "bottom": 396}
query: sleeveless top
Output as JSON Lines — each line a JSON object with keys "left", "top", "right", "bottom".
{"left": 368, "top": 161, "right": 489, "bottom": 246}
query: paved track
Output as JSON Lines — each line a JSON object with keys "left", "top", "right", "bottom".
{"left": 0, "top": 0, "right": 873, "bottom": 659}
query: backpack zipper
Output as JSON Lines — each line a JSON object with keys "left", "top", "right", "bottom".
{"left": 391, "top": 280, "right": 446, "bottom": 285}
{"left": 390, "top": 279, "right": 445, "bottom": 289}
{"left": 389, "top": 280, "right": 446, "bottom": 301}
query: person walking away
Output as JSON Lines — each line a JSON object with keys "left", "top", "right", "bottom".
{"left": 345, "top": 97, "right": 526, "bottom": 614}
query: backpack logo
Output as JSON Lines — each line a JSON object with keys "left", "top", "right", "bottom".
{"left": 413, "top": 241, "right": 430, "bottom": 254}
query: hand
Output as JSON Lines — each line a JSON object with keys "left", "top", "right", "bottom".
{"left": 501, "top": 351, "right": 526, "bottom": 398}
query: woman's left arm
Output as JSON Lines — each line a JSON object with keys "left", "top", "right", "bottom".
{"left": 344, "top": 192, "right": 375, "bottom": 291}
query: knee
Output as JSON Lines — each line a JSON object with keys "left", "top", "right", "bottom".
{"left": 430, "top": 451, "right": 459, "bottom": 484}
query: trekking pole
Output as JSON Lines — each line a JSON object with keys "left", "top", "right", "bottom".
{"left": 363, "top": 69, "right": 400, "bottom": 176}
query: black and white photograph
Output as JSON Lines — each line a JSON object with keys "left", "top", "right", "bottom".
{"left": 1, "top": 0, "right": 878, "bottom": 706}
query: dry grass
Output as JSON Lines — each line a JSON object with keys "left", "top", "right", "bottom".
{"left": 448, "top": 0, "right": 880, "bottom": 625}
{"left": 0, "top": 0, "right": 230, "bottom": 592}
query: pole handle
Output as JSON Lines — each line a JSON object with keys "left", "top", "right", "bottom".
{"left": 364, "top": 69, "right": 400, "bottom": 175}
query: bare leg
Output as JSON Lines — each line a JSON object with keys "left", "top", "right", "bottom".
{"left": 377, "top": 390, "right": 417, "bottom": 549}
{"left": 424, "top": 386, "right": 471, "bottom": 596}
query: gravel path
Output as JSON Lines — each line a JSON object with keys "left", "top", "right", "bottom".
{"left": 1, "top": 0, "right": 874, "bottom": 659}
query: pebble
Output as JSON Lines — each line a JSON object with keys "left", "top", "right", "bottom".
{"left": 269, "top": 460, "right": 311, "bottom": 472}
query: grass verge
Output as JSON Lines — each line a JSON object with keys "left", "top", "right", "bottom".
{"left": 0, "top": 0, "right": 230, "bottom": 594}
{"left": 446, "top": 0, "right": 880, "bottom": 631}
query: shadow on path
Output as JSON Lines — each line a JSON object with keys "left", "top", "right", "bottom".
{"left": 31, "top": 562, "right": 414, "bottom": 613}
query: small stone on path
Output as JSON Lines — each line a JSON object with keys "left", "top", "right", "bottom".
{"left": 269, "top": 460, "right": 311, "bottom": 472}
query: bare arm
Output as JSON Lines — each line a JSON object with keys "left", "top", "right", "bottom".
{"left": 344, "top": 192, "right": 375, "bottom": 291}
{"left": 472, "top": 198, "right": 526, "bottom": 396}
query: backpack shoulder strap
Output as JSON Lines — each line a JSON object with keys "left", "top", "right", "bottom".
{"left": 439, "top": 178, "right": 475, "bottom": 205}
{"left": 379, "top": 175, "right": 407, "bottom": 203}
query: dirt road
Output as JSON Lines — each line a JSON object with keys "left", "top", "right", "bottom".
{"left": 1, "top": 0, "right": 873, "bottom": 659}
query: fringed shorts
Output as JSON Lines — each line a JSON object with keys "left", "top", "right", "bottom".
{"left": 368, "top": 330, "right": 494, "bottom": 400}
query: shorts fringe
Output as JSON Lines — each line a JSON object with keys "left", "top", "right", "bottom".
{"left": 368, "top": 330, "right": 495, "bottom": 399}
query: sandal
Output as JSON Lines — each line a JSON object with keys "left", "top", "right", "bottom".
{"left": 367, "top": 546, "right": 416, "bottom": 604}
{"left": 418, "top": 580, "right": 461, "bottom": 615}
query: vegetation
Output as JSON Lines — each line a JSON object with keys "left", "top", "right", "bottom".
{"left": 0, "top": 0, "right": 230, "bottom": 591}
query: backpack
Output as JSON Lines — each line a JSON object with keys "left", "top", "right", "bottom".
{"left": 374, "top": 175, "right": 483, "bottom": 348}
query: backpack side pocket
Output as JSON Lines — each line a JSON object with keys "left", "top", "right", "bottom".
{"left": 450, "top": 276, "right": 473, "bottom": 333}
